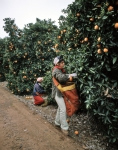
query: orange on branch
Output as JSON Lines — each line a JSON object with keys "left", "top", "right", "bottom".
{"left": 90, "top": 18, "right": 94, "bottom": 21}
{"left": 66, "top": 119, "right": 70, "bottom": 123}
{"left": 103, "top": 48, "right": 108, "bottom": 53}
{"left": 94, "top": 25, "right": 99, "bottom": 30}
{"left": 76, "top": 13, "right": 80, "bottom": 17}
{"left": 97, "top": 37, "right": 101, "bottom": 42}
{"left": 114, "top": 23, "right": 118, "bottom": 29}
{"left": 63, "top": 29, "right": 66, "bottom": 33}
{"left": 74, "top": 131, "right": 79, "bottom": 135}
{"left": 108, "top": 6, "right": 114, "bottom": 11}
{"left": 84, "top": 37, "right": 88, "bottom": 42}
{"left": 97, "top": 49, "right": 102, "bottom": 54}
{"left": 58, "top": 36, "right": 61, "bottom": 39}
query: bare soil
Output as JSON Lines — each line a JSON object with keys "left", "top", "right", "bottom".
{"left": 0, "top": 82, "right": 117, "bottom": 150}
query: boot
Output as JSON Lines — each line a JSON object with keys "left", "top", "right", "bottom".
{"left": 41, "top": 99, "right": 48, "bottom": 107}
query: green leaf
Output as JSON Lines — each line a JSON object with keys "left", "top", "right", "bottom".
{"left": 113, "top": 57, "right": 117, "bottom": 64}
{"left": 102, "top": 16, "right": 108, "bottom": 19}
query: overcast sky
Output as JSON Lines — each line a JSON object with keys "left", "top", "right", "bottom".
{"left": 0, "top": 0, "right": 74, "bottom": 38}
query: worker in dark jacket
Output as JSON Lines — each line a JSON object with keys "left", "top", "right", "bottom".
{"left": 33, "top": 77, "right": 47, "bottom": 106}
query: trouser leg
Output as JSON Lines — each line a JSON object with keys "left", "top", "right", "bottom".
{"left": 55, "top": 93, "right": 69, "bottom": 130}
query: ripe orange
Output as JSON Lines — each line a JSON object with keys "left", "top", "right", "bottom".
{"left": 58, "top": 36, "right": 61, "bottom": 39}
{"left": 55, "top": 44, "right": 58, "bottom": 48}
{"left": 74, "top": 131, "right": 79, "bottom": 135}
{"left": 76, "top": 13, "right": 80, "bottom": 17}
{"left": 108, "top": 6, "right": 114, "bottom": 11}
{"left": 84, "top": 37, "right": 88, "bottom": 42}
{"left": 81, "top": 40, "right": 84, "bottom": 43}
{"left": 63, "top": 29, "right": 66, "bottom": 33}
{"left": 66, "top": 119, "right": 70, "bottom": 123}
{"left": 61, "top": 31, "right": 63, "bottom": 34}
{"left": 97, "top": 49, "right": 102, "bottom": 54}
{"left": 90, "top": 18, "right": 94, "bottom": 21}
{"left": 114, "top": 23, "right": 118, "bottom": 29}
{"left": 97, "top": 37, "right": 101, "bottom": 42}
{"left": 94, "top": 25, "right": 99, "bottom": 30}
{"left": 76, "top": 29, "right": 79, "bottom": 33}
{"left": 68, "top": 48, "right": 72, "bottom": 51}
{"left": 26, "top": 89, "right": 29, "bottom": 92}
{"left": 23, "top": 76, "right": 27, "bottom": 79}
{"left": 103, "top": 48, "right": 108, "bottom": 53}
{"left": 74, "top": 44, "right": 78, "bottom": 47}
{"left": 38, "top": 41, "right": 41, "bottom": 44}
{"left": 14, "top": 60, "right": 17, "bottom": 63}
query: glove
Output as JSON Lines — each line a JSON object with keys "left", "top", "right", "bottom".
{"left": 70, "top": 73, "right": 77, "bottom": 77}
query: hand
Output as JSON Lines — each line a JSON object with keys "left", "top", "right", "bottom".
{"left": 70, "top": 73, "right": 77, "bottom": 77}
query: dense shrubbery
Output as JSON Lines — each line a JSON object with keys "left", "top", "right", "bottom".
{"left": 0, "top": 38, "right": 6, "bottom": 81}
{"left": 55, "top": 0, "right": 118, "bottom": 143}
{"left": 1, "top": 18, "right": 58, "bottom": 95}
{"left": 0, "top": 0, "right": 118, "bottom": 143}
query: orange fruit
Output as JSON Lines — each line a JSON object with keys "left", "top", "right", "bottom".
{"left": 63, "top": 29, "right": 66, "bottom": 33}
{"left": 103, "top": 48, "right": 108, "bottom": 53}
{"left": 26, "top": 89, "right": 29, "bottom": 92}
{"left": 90, "top": 18, "right": 94, "bottom": 21}
{"left": 76, "top": 29, "right": 79, "bottom": 33}
{"left": 58, "top": 36, "right": 61, "bottom": 39}
{"left": 97, "top": 49, "right": 102, "bottom": 54}
{"left": 67, "top": 119, "right": 70, "bottom": 123}
{"left": 55, "top": 44, "right": 58, "bottom": 48}
{"left": 74, "top": 131, "right": 79, "bottom": 135}
{"left": 94, "top": 25, "right": 99, "bottom": 30}
{"left": 97, "top": 44, "right": 101, "bottom": 48}
{"left": 38, "top": 41, "right": 41, "bottom": 44}
{"left": 74, "top": 44, "right": 78, "bottom": 47}
{"left": 108, "top": 6, "right": 114, "bottom": 11}
{"left": 97, "top": 37, "right": 101, "bottom": 42}
{"left": 84, "top": 37, "right": 88, "bottom": 42}
{"left": 14, "top": 60, "right": 17, "bottom": 63}
{"left": 61, "top": 31, "right": 63, "bottom": 34}
{"left": 114, "top": 23, "right": 118, "bottom": 29}
{"left": 76, "top": 13, "right": 80, "bottom": 17}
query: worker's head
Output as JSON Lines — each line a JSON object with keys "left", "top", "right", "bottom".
{"left": 37, "top": 77, "right": 43, "bottom": 83}
{"left": 53, "top": 55, "right": 65, "bottom": 68}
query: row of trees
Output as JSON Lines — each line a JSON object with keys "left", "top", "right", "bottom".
{"left": 1, "top": 18, "right": 58, "bottom": 94}
{"left": 0, "top": 0, "right": 118, "bottom": 144}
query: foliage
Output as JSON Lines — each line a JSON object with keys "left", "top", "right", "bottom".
{"left": 0, "top": 0, "right": 118, "bottom": 143}
{"left": 56, "top": 0, "right": 118, "bottom": 143}
{"left": 42, "top": 68, "right": 56, "bottom": 104}
{"left": 0, "top": 38, "right": 6, "bottom": 81}
{"left": 1, "top": 18, "right": 58, "bottom": 95}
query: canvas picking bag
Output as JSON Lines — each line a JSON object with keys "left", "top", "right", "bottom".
{"left": 53, "top": 77, "right": 80, "bottom": 116}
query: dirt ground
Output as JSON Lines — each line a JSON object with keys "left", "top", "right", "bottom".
{"left": 0, "top": 82, "right": 117, "bottom": 150}
{"left": 0, "top": 84, "right": 84, "bottom": 150}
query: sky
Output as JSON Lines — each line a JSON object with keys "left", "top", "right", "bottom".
{"left": 0, "top": 0, "right": 74, "bottom": 38}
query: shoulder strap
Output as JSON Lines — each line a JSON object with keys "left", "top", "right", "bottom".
{"left": 52, "top": 77, "right": 60, "bottom": 87}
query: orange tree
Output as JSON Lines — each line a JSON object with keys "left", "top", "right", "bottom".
{"left": 56, "top": 0, "right": 118, "bottom": 143}
{"left": 2, "top": 18, "right": 58, "bottom": 95}
{"left": 0, "top": 38, "right": 6, "bottom": 81}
